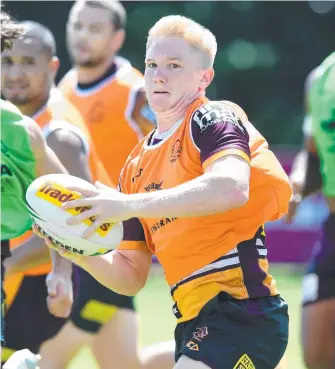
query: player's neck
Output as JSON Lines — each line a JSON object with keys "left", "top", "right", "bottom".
{"left": 16, "top": 94, "right": 50, "bottom": 118}
{"left": 156, "top": 90, "right": 205, "bottom": 133}
{"left": 75, "top": 59, "right": 114, "bottom": 84}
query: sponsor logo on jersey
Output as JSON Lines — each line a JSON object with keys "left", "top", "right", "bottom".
{"left": 144, "top": 181, "right": 163, "bottom": 192}
{"left": 36, "top": 181, "right": 113, "bottom": 237}
{"left": 170, "top": 139, "right": 182, "bottom": 163}
{"left": 132, "top": 168, "right": 143, "bottom": 183}
{"left": 150, "top": 217, "right": 177, "bottom": 233}
{"left": 192, "top": 102, "right": 247, "bottom": 135}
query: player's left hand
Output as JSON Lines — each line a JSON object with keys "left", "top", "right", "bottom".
{"left": 62, "top": 181, "right": 132, "bottom": 238}
{"left": 45, "top": 270, "right": 73, "bottom": 318}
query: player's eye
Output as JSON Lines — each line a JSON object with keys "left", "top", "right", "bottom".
{"left": 22, "top": 58, "right": 35, "bottom": 66}
{"left": 147, "top": 63, "right": 157, "bottom": 68}
{"left": 73, "top": 22, "right": 82, "bottom": 30}
{"left": 169, "top": 63, "right": 181, "bottom": 69}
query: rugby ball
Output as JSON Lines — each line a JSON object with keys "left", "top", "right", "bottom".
{"left": 25, "top": 174, "right": 123, "bottom": 256}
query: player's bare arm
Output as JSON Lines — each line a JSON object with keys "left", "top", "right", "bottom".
{"left": 26, "top": 116, "right": 73, "bottom": 318}
{"left": 5, "top": 125, "right": 92, "bottom": 276}
{"left": 286, "top": 69, "right": 322, "bottom": 223}
{"left": 126, "top": 154, "right": 249, "bottom": 218}
{"left": 34, "top": 225, "right": 153, "bottom": 296}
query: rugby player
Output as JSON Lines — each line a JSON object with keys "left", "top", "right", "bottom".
{"left": 38, "top": 15, "right": 292, "bottom": 369}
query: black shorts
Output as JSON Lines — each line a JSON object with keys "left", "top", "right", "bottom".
{"left": 1, "top": 240, "right": 10, "bottom": 344}
{"left": 175, "top": 292, "right": 288, "bottom": 369}
{"left": 70, "top": 266, "right": 135, "bottom": 334}
{"left": 302, "top": 214, "right": 335, "bottom": 306}
{"left": 3, "top": 274, "right": 67, "bottom": 357}
{"left": 1, "top": 255, "right": 6, "bottom": 344}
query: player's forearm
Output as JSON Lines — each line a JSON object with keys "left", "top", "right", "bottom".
{"left": 50, "top": 249, "right": 72, "bottom": 278}
{"left": 289, "top": 150, "right": 308, "bottom": 194}
{"left": 4, "top": 235, "right": 50, "bottom": 276}
{"left": 302, "top": 152, "right": 322, "bottom": 197}
{"left": 129, "top": 172, "right": 249, "bottom": 219}
{"left": 290, "top": 150, "right": 321, "bottom": 198}
{"left": 79, "top": 251, "right": 147, "bottom": 296}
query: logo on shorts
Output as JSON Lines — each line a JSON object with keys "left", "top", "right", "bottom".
{"left": 233, "top": 354, "right": 255, "bottom": 369}
{"left": 192, "top": 327, "right": 208, "bottom": 342}
{"left": 170, "top": 139, "right": 182, "bottom": 163}
{"left": 185, "top": 341, "right": 199, "bottom": 351}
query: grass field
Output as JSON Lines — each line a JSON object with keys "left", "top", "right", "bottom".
{"left": 69, "top": 265, "right": 305, "bottom": 369}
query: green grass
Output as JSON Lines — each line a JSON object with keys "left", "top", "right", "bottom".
{"left": 69, "top": 265, "right": 305, "bottom": 369}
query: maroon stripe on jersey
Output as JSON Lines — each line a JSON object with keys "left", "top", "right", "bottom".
{"left": 123, "top": 218, "right": 145, "bottom": 241}
{"left": 237, "top": 232, "right": 270, "bottom": 298}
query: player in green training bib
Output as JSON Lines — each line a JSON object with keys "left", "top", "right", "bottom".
{"left": 1, "top": 101, "right": 36, "bottom": 240}
{"left": 287, "top": 52, "right": 335, "bottom": 369}
{"left": 309, "top": 52, "right": 335, "bottom": 198}
{"left": 1, "top": 11, "right": 73, "bottom": 368}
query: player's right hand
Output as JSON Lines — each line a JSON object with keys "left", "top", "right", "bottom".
{"left": 285, "top": 193, "right": 302, "bottom": 223}
{"left": 3, "top": 349, "right": 40, "bottom": 369}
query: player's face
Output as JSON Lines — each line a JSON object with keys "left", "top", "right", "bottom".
{"left": 1, "top": 38, "right": 56, "bottom": 105}
{"left": 145, "top": 37, "right": 212, "bottom": 113}
{"left": 67, "top": 4, "right": 119, "bottom": 67}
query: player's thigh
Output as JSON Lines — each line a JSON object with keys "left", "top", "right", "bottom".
{"left": 70, "top": 266, "right": 135, "bottom": 335}
{"left": 39, "top": 321, "right": 94, "bottom": 369}
{"left": 3, "top": 274, "right": 66, "bottom": 360}
{"left": 301, "top": 257, "right": 335, "bottom": 359}
{"left": 302, "top": 299, "right": 335, "bottom": 365}
{"left": 92, "top": 308, "right": 141, "bottom": 369}
{"left": 174, "top": 355, "right": 210, "bottom": 369}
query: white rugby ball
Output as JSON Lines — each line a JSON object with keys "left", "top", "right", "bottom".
{"left": 25, "top": 174, "right": 123, "bottom": 256}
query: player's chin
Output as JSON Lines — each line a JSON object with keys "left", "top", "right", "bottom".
{"left": 148, "top": 97, "right": 172, "bottom": 113}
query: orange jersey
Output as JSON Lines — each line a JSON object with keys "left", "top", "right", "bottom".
{"left": 9, "top": 89, "right": 111, "bottom": 276}
{"left": 119, "top": 98, "right": 292, "bottom": 322}
{"left": 58, "top": 57, "right": 156, "bottom": 185}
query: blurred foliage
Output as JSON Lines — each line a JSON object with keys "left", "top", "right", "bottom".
{"left": 4, "top": 1, "right": 335, "bottom": 145}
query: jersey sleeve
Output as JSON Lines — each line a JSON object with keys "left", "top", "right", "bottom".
{"left": 190, "top": 102, "right": 251, "bottom": 170}
{"left": 118, "top": 217, "right": 149, "bottom": 252}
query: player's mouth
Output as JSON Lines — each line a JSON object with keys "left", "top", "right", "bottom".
{"left": 6, "top": 84, "right": 29, "bottom": 93}
{"left": 74, "top": 45, "right": 90, "bottom": 54}
{"left": 153, "top": 91, "right": 170, "bottom": 95}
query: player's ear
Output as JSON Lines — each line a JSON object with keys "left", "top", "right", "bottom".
{"left": 111, "top": 29, "right": 125, "bottom": 53}
{"left": 49, "top": 56, "right": 60, "bottom": 80}
{"left": 199, "top": 68, "right": 214, "bottom": 90}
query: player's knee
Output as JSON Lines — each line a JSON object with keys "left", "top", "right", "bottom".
{"left": 303, "top": 348, "right": 334, "bottom": 369}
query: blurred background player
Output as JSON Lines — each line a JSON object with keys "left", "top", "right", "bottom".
{"left": 1, "top": 10, "right": 72, "bottom": 368}
{"left": 1, "top": 20, "right": 111, "bottom": 364}
{"left": 59, "top": 0, "right": 156, "bottom": 185}
{"left": 287, "top": 53, "right": 335, "bottom": 369}
{"left": 35, "top": 2, "right": 174, "bottom": 369}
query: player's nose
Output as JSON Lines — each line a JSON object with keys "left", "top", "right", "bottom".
{"left": 7, "top": 64, "right": 24, "bottom": 80}
{"left": 153, "top": 67, "right": 167, "bottom": 84}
